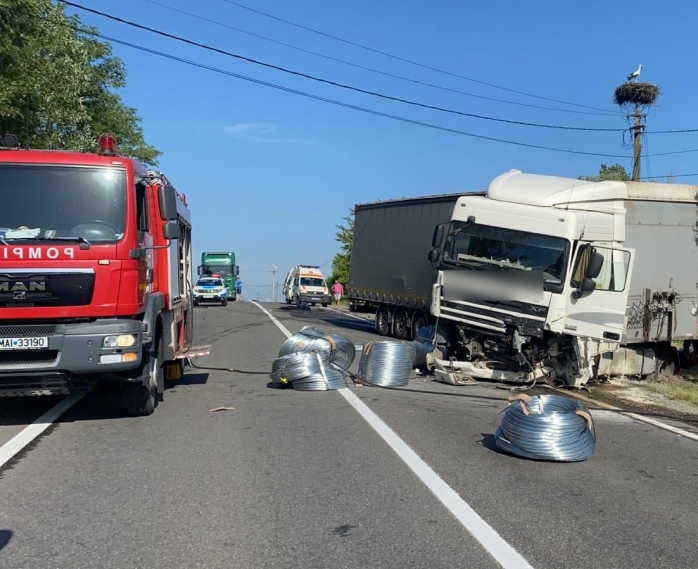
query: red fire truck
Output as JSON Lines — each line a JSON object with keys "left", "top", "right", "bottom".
{"left": 0, "top": 133, "right": 210, "bottom": 416}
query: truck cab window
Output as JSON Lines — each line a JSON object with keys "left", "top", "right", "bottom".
{"left": 570, "top": 245, "right": 630, "bottom": 292}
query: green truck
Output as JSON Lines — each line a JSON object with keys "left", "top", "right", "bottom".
{"left": 198, "top": 252, "right": 239, "bottom": 301}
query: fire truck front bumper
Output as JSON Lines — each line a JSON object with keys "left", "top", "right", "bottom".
{"left": 0, "top": 319, "right": 144, "bottom": 396}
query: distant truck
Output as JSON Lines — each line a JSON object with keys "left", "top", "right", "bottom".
{"left": 198, "top": 252, "right": 238, "bottom": 300}
{"left": 347, "top": 193, "right": 464, "bottom": 338}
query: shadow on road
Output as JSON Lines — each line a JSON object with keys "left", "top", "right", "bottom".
{"left": 0, "top": 530, "right": 12, "bottom": 551}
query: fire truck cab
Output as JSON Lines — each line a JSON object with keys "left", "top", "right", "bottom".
{"left": 0, "top": 133, "right": 210, "bottom": 416}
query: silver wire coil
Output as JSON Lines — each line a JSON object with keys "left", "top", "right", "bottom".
{"left": 291, "top": 363, "right": 349, "bottom": 391}
{"left": 278, "top": 326, "right": 356, "bottom": 370}
{"left": 270, "top": 350, "right": 332, "bottom": 383}
{"left": 495, "top": 394, "right": 596, "bottom": 462}
{"left": 412, "top": 325, "right": 437, "bottom": 367}
{"left": 358, "top": 340, "right": 417, "bottom": 387}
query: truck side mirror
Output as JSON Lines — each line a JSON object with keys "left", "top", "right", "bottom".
{"left": 162, "top": 221, "right": 181, "bottom": 240}
{"left": 585, "top": 250, "right": 604, "bottom": 279}
{"left": 428, "top": 249, "right": 441, "bottom": 264}
{"left": 431, "top": 224, "right": 445, "bottom": 248}
{"left": 158, "top": 185, "right": 179, "bottom": 221}
{"left": 236, "top": 266, "right": 240, "bottom": 276}
{"left": 197, "top": 266, "right": 201, "bottom": 276}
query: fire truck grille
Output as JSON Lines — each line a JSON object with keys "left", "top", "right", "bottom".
{"left": 0, "top": 272, "right": 95, "bottom": 307}
{"left": 0, "top": 350, "right": 58, "bottom": 366}
{"left": 0, "top": 324, "right": 57, "bottom": 337}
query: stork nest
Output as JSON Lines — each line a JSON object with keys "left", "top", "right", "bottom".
{"left": 613, "top": 82, "right": 660, "bottom": 108}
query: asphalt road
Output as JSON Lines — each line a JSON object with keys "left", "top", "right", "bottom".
{"left": 1, "top": 302, "right": 698, "bottom": 569}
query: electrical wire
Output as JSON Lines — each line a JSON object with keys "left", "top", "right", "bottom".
{"left": 51, "top": 14, "right": 698, "bottom": 159}
{"left": 358, "top": 341, "right": 417, "bottom": 387}
{"left": 144, "top": 0, "right": 618, "bottom": 118}
{"left": 58, "top": 1, "right": 623, "bottom": 133}
{"left": 220, "top": 0, "right": 622, "bottom": 116}
{"left": 494, "top": 394, "right": 596, "bottom": 462}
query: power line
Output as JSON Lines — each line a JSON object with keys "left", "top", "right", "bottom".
{"left": 59, "top": 1, "right": 625, "bottom": 133}
{"left": 220, "top": 0, "right": 622, "bottom": 116}
{"left": 641, "top": 173, "right": 698, "bottom": 180}
{"left": 52, "top": 18, "right": 698, "bottom": 160}
{"left": 143, "top": 0, "right": 616, "bottom": 118}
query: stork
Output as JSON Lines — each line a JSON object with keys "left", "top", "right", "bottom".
{"left": 627, "top": 64, "right": 642, "bottom": 82}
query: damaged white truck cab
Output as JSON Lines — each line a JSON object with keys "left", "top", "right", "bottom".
{"left": 427, "top": 169, "right": 697, "bottom": 388}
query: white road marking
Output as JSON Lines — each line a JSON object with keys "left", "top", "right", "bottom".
{"left": 251, "top": 301, "right": 534, "bottom": 569}
{"left": 322, "top": 306, "right": 374, "bottom": 323}
{"left": 0, "top": 391, "right": 85, "bottom": 469}
{"left": 566, "top": 390, "right": 698, "bottom": 442}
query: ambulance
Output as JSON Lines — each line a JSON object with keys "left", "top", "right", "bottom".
{"left": 282, "top": 265, "right": 330, "bottom": 307}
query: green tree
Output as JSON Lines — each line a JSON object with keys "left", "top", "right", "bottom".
{"left": 331, "top": 209, "right": 354, "bottom": 286}
{"left": 0, "top": 0, "right": 160, "bottom": 165}
{"left": 579, "top": 163, "right": 631, "bottom": 182}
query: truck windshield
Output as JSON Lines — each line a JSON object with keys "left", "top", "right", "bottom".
{"left": 0, "top": 165, "right": 127, "bottom": 243}
{"left": 202, "top": 265, "right": 232, "bottom": 275}
{"left": 442, "top": 221, "right": 569, "bottom": 288}
{"left": 301, "top": 277, "right": 325, "bottom": 287}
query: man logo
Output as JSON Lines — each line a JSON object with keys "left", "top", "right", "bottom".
{"left": 13, "top": 291, "right": 26, "bottom": 300}
{"left": 0, "top": 280, "right": 47, "bottom": 293}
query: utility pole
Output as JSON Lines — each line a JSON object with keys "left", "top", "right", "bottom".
{"left": 271, "top": 264, "right": 277, "bottom": 303}
{"left": 631, "top": 105, "right": 645, "bottom": 181}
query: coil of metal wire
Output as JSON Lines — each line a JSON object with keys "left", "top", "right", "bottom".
{"left": 277, "top": 326, "right": 356, "bottom": 370}
{"left": 291, "top": 363, "right": 349, "bottom": 391}
{"left": 270, "top": 350, "right": 333, "bottom": 384}
{"left": 358, "top": 340, "right": 417, "bottom": 387}
{"left": 411, "top": 325, "right": 437, "bottom": 367}
{"left": 495, "top": 394, "right": 596, "bottom": 462}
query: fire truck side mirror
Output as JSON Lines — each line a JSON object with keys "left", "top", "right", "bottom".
{"left": 162, "top": 221, "right": 181, "bottom": 240}
{"left": 158, "top": 185, "right": 179, "bottom": 221}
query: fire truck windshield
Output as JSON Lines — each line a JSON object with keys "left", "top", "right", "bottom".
{"left": 0, "top": 165, "right": 127, "bottom": 243}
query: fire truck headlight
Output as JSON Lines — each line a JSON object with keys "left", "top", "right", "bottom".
{"left": 103, "top": 334, "right": 137, "bottom": 348}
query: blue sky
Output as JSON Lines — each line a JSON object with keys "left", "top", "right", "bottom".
{"left": 64, "top": 0, "right": 698, "bottom": 299}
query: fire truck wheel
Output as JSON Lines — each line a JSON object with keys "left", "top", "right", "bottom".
{"left": 123, "top": 337, "right": 162, "bottom": 417}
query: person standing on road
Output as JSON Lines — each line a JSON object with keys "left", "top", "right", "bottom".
{"left": 331, "top": 280, "right": 344, "bottom": 306}
{"left": 235, "top": 277, "right": 243, "bottom": 301}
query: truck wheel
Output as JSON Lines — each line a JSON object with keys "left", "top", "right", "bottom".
{"left": 222, "top": 299, "right": 228, "bottom": 306}
{"left": 123, "top": 336, "right": 162, "bottom": 417}
{"left": 412, "top": 311, "right": 430, "bottom": 340}
{"left": 394, "top": 309, "right": 410, "bottom": 340}
{"left": 375, "top": 305, "right": 390, "bottom": 336}
{"left": 311, "top": 302, "right": 317, "bottom": 306}
{"left": 322, "top": 303, "right": 328, "bottom": 308}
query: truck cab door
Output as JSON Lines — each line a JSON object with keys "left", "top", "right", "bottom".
{"left": 563, "top": 244, "right": 635, "bottom": 342}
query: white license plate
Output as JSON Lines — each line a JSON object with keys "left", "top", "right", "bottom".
{"left": 0, "top": 337, "right": 49, "bottom": 350}
{"left": 203, "top": 294, "right": 215, "bottom": 298}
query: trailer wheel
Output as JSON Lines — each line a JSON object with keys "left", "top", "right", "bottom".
{"left": 393, "top": 309, "right": 410, "bottom": 340}
{"left": 375, "top": 305, "right": 390, "bottom": 336}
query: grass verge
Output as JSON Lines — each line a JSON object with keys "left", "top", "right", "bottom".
{"left": 646, "top": 369, "right": 698, "bottom": 406}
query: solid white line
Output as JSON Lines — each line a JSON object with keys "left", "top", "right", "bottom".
{"left": 251, "top": 300, "right": 534, "bottom": 569}
{"left": 0, "top": 391, "right": 85, "bottom": 469}
{"left": 566, "top": 389, "right": 698, "bottom": 443}
{"left": 322, "top": 306, "right": 374, "bottom": 323}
